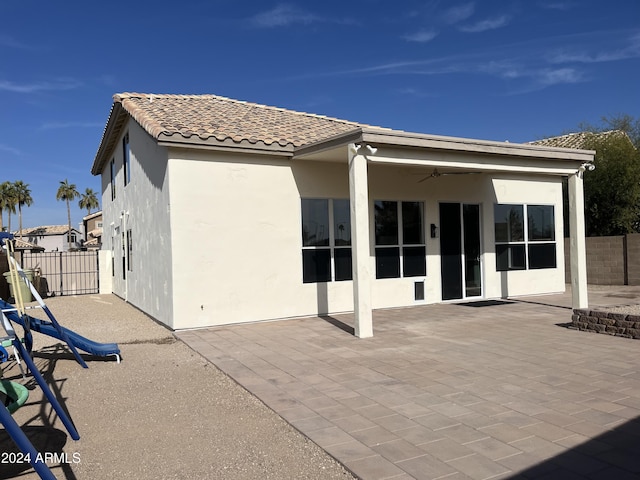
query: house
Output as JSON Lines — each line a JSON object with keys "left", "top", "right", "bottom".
{"left": 91, "top": 93, "right": 593, "bottom": 336}
{"left": 81, "top": 211, "right": 103, "bottom": 250}
{"left": 15, "top": 225, "right": 82, "bottom": 252}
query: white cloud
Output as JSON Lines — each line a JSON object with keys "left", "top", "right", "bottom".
{"left": 250, "top": 4, "right": 321, "bottom": 28}
{"left": 459, "top": 15, "right": 511, "bottom": 33}
{"left": 403, "top": 30, "right": 438, "bottom": 43}
{"left": 537, "top": 67, "right": 583, "bottom": 85}
{"left": 0, "top": 78, "right": 82, "bottom": 93}
{"left": 0, "top": 144, "right": 22, "bottom": 156}
{"left": 442, "top": 3, "right": 475, "bottom": 24}
{"left": 549, "top": 32, "right": 640, "bottom": 64}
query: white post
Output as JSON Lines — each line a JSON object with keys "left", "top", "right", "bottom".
{"left": 568, "top": 171, "right": 588, "bottom": 309}
{"left": 348, "top": 144, "right": 373, "bottom": 338}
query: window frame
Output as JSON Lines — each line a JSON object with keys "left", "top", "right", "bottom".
{"left": 301, "top": 198, "right": 352, "bottom": 283}
{"left": 494, "top": 203, "right": 556, "bottom": 271}
{"left": 123, "top": 133, "right": 131, "bottom": 186}
{"left": 110, "top": 158, "right": 116, "bottom": 200}
{"left": 126, "top": 228, "right": 133, "bottom": 272}
{"left": 374, "top": 200, "right": 427, "bottom": 279}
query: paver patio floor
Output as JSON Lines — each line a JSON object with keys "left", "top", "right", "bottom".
{"left": 176, "top": 287, "right": 640, "bottom": 480}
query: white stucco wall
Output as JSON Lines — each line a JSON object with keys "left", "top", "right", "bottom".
{"left": 99, "top": 119, "right": 174, "bottom": 327}
{"left": 165, "top": 150, "right": 565, "bottom": 329}
{"left": 25, "top": 232, "right": 81, "bottom": 252}
{"left": 166, "top": 150, "right": 357, "bottom": 329}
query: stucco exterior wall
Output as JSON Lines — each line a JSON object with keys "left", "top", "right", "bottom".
{"left": 165, "top": 151, "right": 566, "bottom": 329}
{"left": 167, "top": 151, "right": 353, "bottom": 329}
{"left": 25, "top": 232, "right": 81, "bottom": 252}
{"left": 99, "top": 119, "right": 174, "bottom": 326}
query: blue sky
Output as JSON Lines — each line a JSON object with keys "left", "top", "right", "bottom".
{"left": 1, "top": 0, "right": 638, "bottom": 229}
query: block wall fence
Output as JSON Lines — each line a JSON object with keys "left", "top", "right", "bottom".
{"left": 564, "top": 233, "right": 640, "bottom": 285}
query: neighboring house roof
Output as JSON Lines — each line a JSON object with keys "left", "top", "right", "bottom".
{"left": 83, "top": 237, "right": 101, "bottom": 248}
{"left": 12, "top": 238, "right": 45, "bottom": 251}
{"left": 83, "top": 210, "right": 102, "bottom": 221}
{"left": 87, "top": 228, "right": 102, "bottom": 238}
{"left": 528, "top": 130, "right": 632, "bottom": 149}
{"left": 16, "top": 225, "right": 81, "bottom": 236}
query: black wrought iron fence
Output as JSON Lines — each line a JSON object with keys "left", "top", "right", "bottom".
{"left": 18, "top": 251, "right": 99, "bottom": 296}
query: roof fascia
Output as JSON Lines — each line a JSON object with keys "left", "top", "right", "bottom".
{"left": 91, "top": 103, "right": 128, "bottom": 175}
{"left": 157, "top": 133, "right": 295, "bottom": 157}
{"left": 360, "top": 128, "right": 595, "bottom": 163}
{"left": 293, "top": 128, "right": 364, "bottom": 158}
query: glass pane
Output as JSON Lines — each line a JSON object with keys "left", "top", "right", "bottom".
{"left": 528, "top": 205, "right": 555, "bottom": 241}
{"left": 403, "top": 246, "right": 426, "bottom": 277}
{"left": 375, "top": 201, "right": 398, "bottom": 245}
{"left": 463, "top": 204, "right": 482, "bottom": 297}
{"left": 375, "top": 247, "right": 400, "bottom": 279}
{"left": 302, "top": 199, "right": 329, "bottom": 246}
{"left": 333, "top": 199, "right": 351, "bottom": 246}
{"left": 494, "top": 204, "right": 524, "bottom": 242}
{"left": 334, "top": 248, "right": 353, "bottom": 281}
{"left": 302, "top": 249, "right": 331, "bottom": 283}
{"left": 402, "top": 201, "right": 424, "bottom": 245}
{"left": 528, "top": 243, "right": 557, "bottom": 269}
{"left": 496, "top": 244, "right": 526, "bottom": 271}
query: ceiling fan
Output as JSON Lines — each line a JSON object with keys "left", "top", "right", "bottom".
{"left": 417, "top": 168, "right": 481, "bottom": 183}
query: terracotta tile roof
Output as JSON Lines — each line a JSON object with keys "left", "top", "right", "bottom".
{"left": 15, "top": 225, "right": 79, "bottom": 236}
{"left": 528, "top": 130, "right": 629, "bottom": 149}
{"left": 83, "top": 237, "right": 101, "bottom": 248}
{"left": 12, "top": 238, "right": 45, "bottom": 251}
{"left": 87, "top": 228, "right": 102, "bottom": 238}
{"left": 93, "top": 92, "right": 384, "bottom": 175}
{"left": 115, "top": 93, "right": 367, "bottom": 148}
{"left": 82, "top": 210, "right": 102, "bottom": 221}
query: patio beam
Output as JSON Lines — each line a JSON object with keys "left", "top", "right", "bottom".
{"left": 568, "top": 169, "right": 589, "bottom": 309}
{"left": 348, "top": 143, "right": 373, "bottom": 338}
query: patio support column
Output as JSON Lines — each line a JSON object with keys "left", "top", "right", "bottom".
{"left": 568, "top": 170, "right": 589, "bottom": 309}
{"left": 348, "top": 143, "right": 373, "bottom": 338}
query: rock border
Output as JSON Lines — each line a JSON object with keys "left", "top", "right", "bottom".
{"left": 572, "top": 308, "right": 640, "bottom": 339}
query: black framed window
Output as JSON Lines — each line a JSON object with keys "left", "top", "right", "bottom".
{"left": 495, "top": 204, "right": 556, "bottom": 271}
{"left": 127, "top": 228, "right": 133, "bottom": 271}
{"left": 123, "top": 133, "right": 131, "bottom": 186}
{"left": 110, "top": 158, "right": 116, "bottom": 200}
{"left": 374, "top": 201, "right": 426, "bottom": 279}
{"left": 301, "top": 199, "right": 352, "bottom": 283}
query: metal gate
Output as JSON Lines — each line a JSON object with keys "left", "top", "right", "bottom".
{"left": 18, "top": 251, "right": 99, "bottom": 296}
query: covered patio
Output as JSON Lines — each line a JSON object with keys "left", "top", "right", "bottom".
{"left": 177, "top": 285, "right": 640, "bottom": 480}
{"left": 295, "top": 128, "right": 594, "bottom": 338}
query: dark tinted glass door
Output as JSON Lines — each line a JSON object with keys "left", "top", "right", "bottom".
{"left": 440, "top": 203, "right": 463, "bottom": 300}
{"left": 463, "top": 204, "right": 482, "bottom": 297}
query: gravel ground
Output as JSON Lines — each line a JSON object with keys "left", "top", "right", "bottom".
{"left": 600, "top": 304, "right": 640, "bottom": 314}
{"left": 0, "top": 294, "right": 355, "bottom": 480}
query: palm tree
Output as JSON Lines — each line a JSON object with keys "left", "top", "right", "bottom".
{"left": 4, "top": 183, "right": 17, "bottom": 233}
{"left": 56, "top": 179, "right": 79, "bottom": 250}
{"left": 13, "top": 180, "right": 32, "bottom": 239}
{"left": 0, "top": 181, "right": 15, "bottom": 232}
{"left": 78, "top": 188, "right": 99, "bottom": 215}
